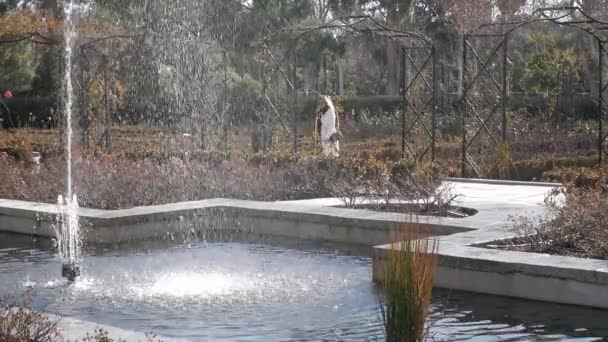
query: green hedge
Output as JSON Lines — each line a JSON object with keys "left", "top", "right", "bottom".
{"left": 296, "top": 95, "right": 402, "bottom": 121}
{"left": 0, "top": 97, "right": 57, "bottom": 128}
{"left": 510, "top": 93, "right": 598, "bottom": 119}
{"left": 510, "top": 155, "right": 598, "bottom": 181}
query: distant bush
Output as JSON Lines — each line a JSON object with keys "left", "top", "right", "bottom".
{"left": 1, "top": 96, "right": 57, "bottom": 128}
{"left": 297, "top": 95, "right": 402, "bottom": 121}
{"left": 542, "top": 167, "right": 607, "bottom": 190}
{"left": 509, "top": 155, "right": 598, "bottom": 181}
{"left": 510, "top": 93, "right": 598, "bottom": 119}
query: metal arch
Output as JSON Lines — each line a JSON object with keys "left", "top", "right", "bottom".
{"left": 459, "top": 6, "right": 608, "bottom": 178}
{"left": 285, "top": 15, "right": 433, "bottom": 49}
{"left": 467, "top": 7, "right": 608, "bottom": 40}
{"left": 0, "top": 28, "right": 136, "bottom": 150}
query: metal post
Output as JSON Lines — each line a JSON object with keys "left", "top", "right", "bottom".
{"left": 103, "top": 57, "right": 111, "bottom": 150}
{"left": 502, "top": 33, "right": 509, "bottom": 143}
{"left": 222, "top": 50, "right": 229, "bottom": 153}
{"left": 461, "top": 35, "right": 468, "bottom": 178}
{"left": 599, "top": 38, "right": 604, "bottom": 166}
{"left": 58, "top": 53, "right": 65, "bottom": 149}
{"left": 79, "top": 55, "right": 88, "bottom": 150}
{"left": 292, "top": 50, "right": 298, "bottom": 153}
{"left": 401, "top": 46, "right": 407, "bottom": 160}
{"left": 431, "top": 45, "right": 437, "bottom": 162}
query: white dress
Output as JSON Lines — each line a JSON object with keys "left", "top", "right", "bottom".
{"left": 319, "top": 97, "right": 340, "bottom": 157}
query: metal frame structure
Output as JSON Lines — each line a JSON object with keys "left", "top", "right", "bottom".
{"left": 401, "top": 44, "right": 437, "bottom": 161}
{"left": 0, "top": 24, "right": 134, "bottom": 150}
{"left": 0, "top": 33, "right": 58, "bottom": 128}
{"left": 460, "top": 6, "right": 608, "bottom": 177}
{"left": 78, "top": 35, "right": 134, "bottom": 150}
{"left": 282, "top": 15, "right": 437, "bottom": 159}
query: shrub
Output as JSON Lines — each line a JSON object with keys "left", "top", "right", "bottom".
{"left": 512, "top": 187, "right": 608, "bottom": 259}
{"left": 0, "top": 298, "right": 164, "bottom": 342}
{"left": 321, "top": 156, "right": 390, "bottom": 207}
{"left": 542, "top": 167, "right": 607, "bottom": 190}
{"left": 78, "top": 328, "right": 163, "bottom": 342}
{"left": 0, "top": 297, "right": 61, "bottom": 342}
{"left": 390, "top": 161, "right": 456, "bottom": 213}
{"left": 0, "top": 131, "right": 33, "bottom": 161}
{"left": 379, "top": 226, "right": 438, "bottom": 342}
{"left": 0, "top": 148, "right": 453, "bottom": 211}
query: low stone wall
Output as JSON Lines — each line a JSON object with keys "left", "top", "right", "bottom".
{"left": 372, "top": 243, "right": 608, "bottom": 309}
{"left": 0, "top": 201, "right": 470, "bottom": 246}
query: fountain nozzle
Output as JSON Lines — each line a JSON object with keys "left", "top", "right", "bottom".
{"left": 62, "top": 263, "right": 80, "bottom": 282}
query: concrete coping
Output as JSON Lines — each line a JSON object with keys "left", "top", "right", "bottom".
{"left": 374, "top": 241, "right": 608, "bottom": 285}
{"left": 443, "top": 177, "right": 562, "bottom": 188}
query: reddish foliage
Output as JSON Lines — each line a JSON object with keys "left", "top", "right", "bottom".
{"left": 513, "top": 187, "right": 608, "bottom": 259}
{"left": 0, "top": 152, "right": 396, "bottom": 210}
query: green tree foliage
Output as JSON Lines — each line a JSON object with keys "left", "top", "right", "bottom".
{"left": 0, "top": 41, "right": 35, "bottom": 92}
{"left": 519, "top": 48, "right": 581, "bottom": 94}
{"left": 512, "top": 26, "right": 584, "bottom": 94}
{"left": 31, "top": 47, "right": 60, "bottom": 96}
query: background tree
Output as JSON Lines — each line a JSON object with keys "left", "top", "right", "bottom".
{"left": 0, "top": 42, "right": 35, "bottom": 93}
{"left": 31, "top": 46, "right": 60, "bottom": 96}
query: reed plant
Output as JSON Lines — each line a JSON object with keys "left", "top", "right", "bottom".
{"left": 378, "top": 225, "right": 439, "bottom": 342}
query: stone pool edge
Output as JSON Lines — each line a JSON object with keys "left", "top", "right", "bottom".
{"left": 2, "top": 179, "right": 608, "bottom": 310}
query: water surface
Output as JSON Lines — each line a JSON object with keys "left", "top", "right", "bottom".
{"left": 1, "top": 233, "right": 606, "bottom": 341}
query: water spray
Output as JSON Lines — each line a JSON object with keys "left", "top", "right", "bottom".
{"left": 55, "top": 0, "right": 81, "bottom": 282}
{"left": 56, "top": 195, "right": 81, "bottom": 282}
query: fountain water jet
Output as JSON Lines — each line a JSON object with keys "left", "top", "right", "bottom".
{"left": 55, "top": 0, "right": 81, "bottom": 281}
{"left": 56, "top": 194, "right": 81, "bottom": 281}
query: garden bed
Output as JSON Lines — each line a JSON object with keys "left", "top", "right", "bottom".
{"left": 489, "top": 186, "right": 608, "bottom": 260}
{"left": 478, "top": 236, "right": 597, "bottom": 259}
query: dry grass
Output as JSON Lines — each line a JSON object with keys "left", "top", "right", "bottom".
{"left": 379, "top": 225, "right": 439, "bottom": 342}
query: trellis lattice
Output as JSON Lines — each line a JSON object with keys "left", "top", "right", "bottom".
{"left": 459, "top": 6, "right": 608, "bottom": 177}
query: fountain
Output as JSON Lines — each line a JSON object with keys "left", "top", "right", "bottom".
{"left": 55, "top": 194, "right": 80, "bottom": 281}
{"left": 54, "top": 0, "right": 81, "bottom": 282}
{"left": 1, "top": 1, "right": 606, "bottom": 340}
